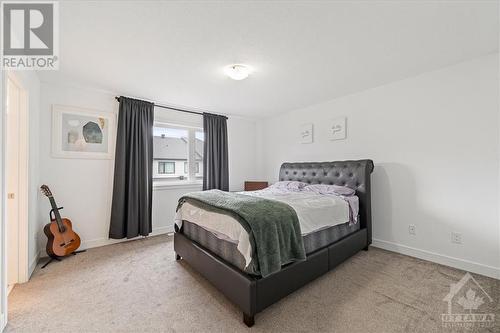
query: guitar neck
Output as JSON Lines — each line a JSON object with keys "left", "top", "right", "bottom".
{"left": 48, "top": 196, "right": 64, "bottom": 229}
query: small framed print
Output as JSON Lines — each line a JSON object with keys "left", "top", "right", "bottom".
{"left": 52, "top": 105, "right": 116, "bottom": 159}
{"left": 330, "top": 117, "right": 346, "bottom": 141}
{"left": 300, "top": 123, "right": 313, "bottom": 144}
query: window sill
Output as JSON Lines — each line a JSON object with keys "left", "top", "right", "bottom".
{"left": 153, "top": 181, "right": 203, "bottom": 191}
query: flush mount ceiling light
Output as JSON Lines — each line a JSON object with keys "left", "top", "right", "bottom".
{"left": 224, "top": 64, "right": 252, "bottom": 80}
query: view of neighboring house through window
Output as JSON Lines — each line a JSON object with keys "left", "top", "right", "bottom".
{"left": 153, "top": 124, "right": 204, "bottom": 183}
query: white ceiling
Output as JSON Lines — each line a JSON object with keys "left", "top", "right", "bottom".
{"left": 38, "top": 1, "right": 498, "bottom": 117}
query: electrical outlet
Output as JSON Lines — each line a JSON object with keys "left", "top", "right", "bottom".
{"left": 408, "top": 224, "right": 416, "bottom": 235}
{"left": 451, "top": 232, "right": 462, "bottom": 244}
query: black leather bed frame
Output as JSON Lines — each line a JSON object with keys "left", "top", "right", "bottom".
{"left": 174, "top": 160, "right": 374, "bottom": 327}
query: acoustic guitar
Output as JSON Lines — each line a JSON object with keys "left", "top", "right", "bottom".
{"left": 40, "top": 185, "right": 81, "bottom": 257}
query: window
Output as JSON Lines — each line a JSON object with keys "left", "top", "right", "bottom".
{"left": 153, "top": 123, "right": 204, "bottom": 184}
{"left": 158, "top": 161, "right": 175, "bottom": 174}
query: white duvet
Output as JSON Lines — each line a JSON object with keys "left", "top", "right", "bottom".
{"left": 174, "top": 188, "right": 351, "bottom": 268}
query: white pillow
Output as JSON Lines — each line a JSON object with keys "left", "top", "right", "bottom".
{"left": 269, "top": 181, "right": 308, "bottom": 192}
{"left": 303, "top": 184, "right": 355, "bottom": 196}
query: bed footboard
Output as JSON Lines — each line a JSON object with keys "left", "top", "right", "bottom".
{"left": 174, "top": 228, "right": 367, "bottom": 327}
{"left": 174, "top": 232, "right": 257, "bottom": 320}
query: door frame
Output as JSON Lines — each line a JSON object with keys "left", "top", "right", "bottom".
{"left": 0, "top": 71, "right": 30, "bottom": 331}
{"left": 6, "top": 72, "right": 29, "bottom": 285}
{"left": 0, "top": 67, "right": 6, "bottom": 333}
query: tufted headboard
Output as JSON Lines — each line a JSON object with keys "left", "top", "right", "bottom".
{"left": 279, "top": 159, "right": 374, "bottom": 245}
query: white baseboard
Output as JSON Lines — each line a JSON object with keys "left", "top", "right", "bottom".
{"left": 28, "top": 250, "right": 40, "bottom": 278}
{"left": 80, "top": 226, "right": 172, "bottom": 250}
{"left": 39, "top": 226, "right": 173, "bottom": 258}
{"left": 7, "top": 284, "right": 14, "bottom": 296}
{"left": 372, "top": 238, "right": 500, "bottom": 280}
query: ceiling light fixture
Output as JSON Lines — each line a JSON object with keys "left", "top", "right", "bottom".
{"left": 224, "top": 64, "right": 252, "bottom": 80}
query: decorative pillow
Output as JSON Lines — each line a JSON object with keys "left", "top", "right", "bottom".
{"left": 269, "top": 181, "right": 308, "bottom": 192}
{"left": 303, "top": 184, "right": 355, "bottom": 196}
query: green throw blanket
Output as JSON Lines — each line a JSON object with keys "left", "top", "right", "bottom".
{"left": 177, "top": 190, "right": 306, "bottom": 277}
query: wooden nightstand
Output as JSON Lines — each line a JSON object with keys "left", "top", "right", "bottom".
{"left": 244, "top": 181, "right": 268, "bottom": 191}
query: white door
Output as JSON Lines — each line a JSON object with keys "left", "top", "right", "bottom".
{"left": 0, "top": 70, "right": 6, "bottom": 333}
{"left": 6, "top": 77, "right": 20, "bottom": 291}
{"left": 1, "top": 73, "right": 28, "bottom": 331}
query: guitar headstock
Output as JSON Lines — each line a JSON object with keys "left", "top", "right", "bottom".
{"left": 40, "top": 185, "right": 53, "bottom": 198}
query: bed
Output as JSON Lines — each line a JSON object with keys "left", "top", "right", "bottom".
{"left": 174, "top": 159, "right": 374, "bottom": 327}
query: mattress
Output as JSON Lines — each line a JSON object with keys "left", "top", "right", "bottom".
{"left": 176, "top": 189, "right": 356, "bottom": 269}
{"left": 181, "top": 220, "right": 360, "bottom": 275}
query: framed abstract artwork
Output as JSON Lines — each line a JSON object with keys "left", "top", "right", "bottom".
{"left": 51, "top": 105, "right": 116, "bottom": 159}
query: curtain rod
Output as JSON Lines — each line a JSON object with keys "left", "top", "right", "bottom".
{"left": 115, "top": 96, "right": 228, "bottom": 119}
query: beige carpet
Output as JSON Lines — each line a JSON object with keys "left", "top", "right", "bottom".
{"left": 5, "top": 235, "right": 499, "bottom": 333}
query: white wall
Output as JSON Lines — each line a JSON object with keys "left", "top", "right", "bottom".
{"left": 228, "top": 116, "right": 260, "bottom": 191}
{"left": 258, "top": 54, "right": 500, "bottom": 278}
{"left": 38, "top": 83, "right": 258, "bottom": 252}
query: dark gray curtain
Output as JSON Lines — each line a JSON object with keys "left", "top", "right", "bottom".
{"left": 203, "top": 113, "right": 229, "bottom": 191}
{"left": 109, "top": 97, "right": 154, "bottom": 239}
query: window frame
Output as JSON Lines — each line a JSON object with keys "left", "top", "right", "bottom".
{"left": 153, "top": 121, "right": 203, "bottom": 184}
